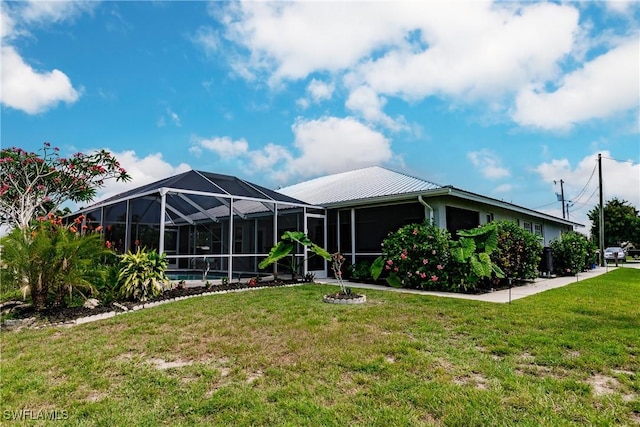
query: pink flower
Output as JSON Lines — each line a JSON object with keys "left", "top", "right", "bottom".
{"left": 386, "top": 259, "right": 393, "bottom": 265}
{"left": 393, "top": 267, "right": 399, "bottom": 272}
{"left": 431, "top": 275, "right": 438, "bottom": 281}
{"left": 413, "top": 229, "right": 418, "bottom": 235}
{"left": 423, "top": 259, "right": 428, "bottom": 265}
{"left": 437, "top": 264, "right": 443, "bottom": 270}
{"left": 385, "top": 265, "right": 391, "bottom": 270}
{"left": 401, "top": 253, "right": 407, "bottom": 260}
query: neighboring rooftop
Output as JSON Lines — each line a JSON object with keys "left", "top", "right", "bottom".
{"left": 277, "top": 166, "right": 442, "bottom": 206}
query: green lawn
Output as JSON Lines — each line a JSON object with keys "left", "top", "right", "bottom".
{"left": 1, "top": 269, "right": 639, "bottom": 426}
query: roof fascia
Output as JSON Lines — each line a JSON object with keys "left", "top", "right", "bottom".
{"left": 444, "top": 187, "right": 583, "bottom": 227}
{"left": 323, "top": 188, "right": 452, "bottom": 209}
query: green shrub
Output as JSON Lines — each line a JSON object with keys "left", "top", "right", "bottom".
{"left": 0, "top": 215, "right": 108, "bottom": 310}
{"left": 117, "top": 248, "right": 170, "bottom": 301}
{"left": 375, "top": 222, "right": 452, "bottom": 290}
{"left": 492, "top": 220, "right": 542, "bottom": 281}
{"left": 347, "top": 260, "right": 373, "bottom": 281}
{"left": 449, "top": 223, "right": 504, "bottom": 292}
{"left": 550, "top": 231, "right": 590, "bottom": 276}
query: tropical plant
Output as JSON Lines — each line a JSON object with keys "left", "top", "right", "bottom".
{"left": 549, "top": 231, "right": 590, "bottom": 276}
{"left": 371, "top": 222, "right": 452, "bottom": 290}
{"left": 117, "top": 248, "right": 170, "bottom": 301}
{"left": 0, "top": 214, "right": 108, "bottom": 310}
{"left": 491, "top": 220, "right": 542, "bottom": 281}
{"left": 449, "top": 223, "right": 505, "bottom": 292}
{"left": 0, "top": 142, "right": 130, "bottom": 231}
{"left": 258, "top": 231, "right": 330, "bottom": 280}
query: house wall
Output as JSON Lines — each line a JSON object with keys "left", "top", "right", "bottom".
{"left": 329, "top": 195, "right": 573, "bottom": 266}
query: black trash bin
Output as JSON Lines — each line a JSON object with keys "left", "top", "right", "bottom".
{"left": 539, "top": 247, "right": 553, "bottom": 277}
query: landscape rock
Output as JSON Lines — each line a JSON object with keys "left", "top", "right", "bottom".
{"left": 83, "top": 298, "right": 101, "bottom": 309}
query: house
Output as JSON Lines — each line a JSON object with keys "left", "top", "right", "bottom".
{"left": 69, "top": 166, "right": 581, "bottom": 280}
{"left": 277, "top": 166, "right": 582, "bottom": 277}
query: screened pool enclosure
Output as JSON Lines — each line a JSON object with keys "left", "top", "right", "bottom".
{"left": 69, "top": 171, "right": 327, "bottom": 280}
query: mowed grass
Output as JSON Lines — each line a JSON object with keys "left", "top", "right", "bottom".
{"left": 1, "top": 269, "right": 639, "bottom": 426}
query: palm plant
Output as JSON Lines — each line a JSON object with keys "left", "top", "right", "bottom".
{"left": 0, "top": 218, "right": 107, "bottom": 310}
{"left": 117, "top": 248, "right": 170, "bottom": 301}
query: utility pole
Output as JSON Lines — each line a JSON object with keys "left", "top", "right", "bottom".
{"left": 554, "top": 179, "right": 566, "bottom": 219}
{"left": 598, "top": 153, "right": 605, "bottom": 266}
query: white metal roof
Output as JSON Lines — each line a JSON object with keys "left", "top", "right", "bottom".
{"left": 278, "top": 166, "right": 441, "bottom": 206}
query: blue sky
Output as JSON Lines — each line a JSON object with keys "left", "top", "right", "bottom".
{"left": 1, "top": 0, "right": 639, "bottom": 230}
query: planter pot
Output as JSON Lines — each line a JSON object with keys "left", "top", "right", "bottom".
{"left": 322, "top": 294, "right": 366, "bottom": 305}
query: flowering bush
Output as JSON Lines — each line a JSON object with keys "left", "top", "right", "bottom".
{"left": 375, "top": 222, "right": 452, "bottom": 290}
{"left": 491, "top": 220, "right": 542, "bottom": 281}
{"left": 550, "top": 231, "right": 590, "bottom": 276}
{"left": 0, "top": 214, "right": 108, "bottom": 310}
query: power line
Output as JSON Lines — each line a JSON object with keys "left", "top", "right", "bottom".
{"left": 568, "top": 160, "right": 597, "bottom": 204}
{"left": 602, "top": 156, "right": 638, "bottom": 165}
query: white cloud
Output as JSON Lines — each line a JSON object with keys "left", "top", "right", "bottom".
{"left": 216, "top": 1, "right": 635, "bottom": 132}
{"left": 0, "top": 2, "right": 93, "bottom": 114}
{"left": 467, "top": 149, "right": 510, "bottom": 179}
{"left": 191, "top": 26, "right": 219, "bottom": 56}
{"left": 493, "top": 184, "right": 513, "bottom": 194}
{"left": 513, "top": 37, "right": 640, "bottom": 130}
{"left": 307, "top": 79, "right": 334, "bottom": 103}
{"left": 94, "top": 151, "right": 192, "bottom": 202}
{"left": 357, "top": 3, "right": 579, "bottom": 102}
{"left": 285, "top": 116, "right": 393, "bottom": 178}
{"left": 0, "top": 46, "right": 80, "bottom": 114}
{"left": 219, "top": 2, "right": 579, "bottom": 99}
{"left": 19, "top": 0, "right": 96, "bottom": 24}
{"left": 193, "top": 136, "right": 249, "bottom": 158}
{"left": 220, "top": 1, "right": 417, "bottom": 84}
{"left": 191, "top": 116, "right": 394, "bottom": 183}
{"left": 345, "top": 85, "right": 406, "bottom": 131}
{"left": 604, "top": 1, "right": 638, "bottom": 15}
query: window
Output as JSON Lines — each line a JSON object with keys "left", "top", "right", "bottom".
{"left": 446, "top": 206, "right": 480, "bottom": 238}
{"left": 534, "top": 223, "right": 543, "bottom": 237}
{"left": 523, "top": 221, "right": 532, "bottom": 233}
{"left": 486, "top": 213, "right": 494, "bottom": 224}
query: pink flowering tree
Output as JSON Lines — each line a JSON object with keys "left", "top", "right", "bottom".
{"left": 0, "top": 142, "right": 131, "bottom": 231}
{"left": 372, "top": 222, "right": 452, "bottom": 290}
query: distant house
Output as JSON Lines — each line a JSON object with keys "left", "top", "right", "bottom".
{"left": 278, "top": 166, "right": 582, "bottom": 277}
{"left": 69, "top": 166, "right": 581, "bottom": 280}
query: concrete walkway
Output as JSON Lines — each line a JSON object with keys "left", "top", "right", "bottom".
{"left": 318, "top": 263, "right": 639, "bottom": 304}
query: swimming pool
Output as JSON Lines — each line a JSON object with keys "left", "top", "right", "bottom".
{"left": 166, "top": 270, "right": 269, "bottom": 281}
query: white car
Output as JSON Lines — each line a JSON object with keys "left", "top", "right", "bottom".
{"left": 604, "top": 247, "right": 626, "bottom": 262}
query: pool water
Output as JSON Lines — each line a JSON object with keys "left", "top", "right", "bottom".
{"left": 166, "top": 271, "right": 268, "bottom": 281}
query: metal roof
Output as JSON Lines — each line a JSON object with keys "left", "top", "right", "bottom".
{"left": 277, "top": 166, "right": 442, "bottom": 206}
{"left": 278, "top": 166, "right": 582, "bottom": 227}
